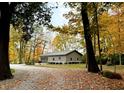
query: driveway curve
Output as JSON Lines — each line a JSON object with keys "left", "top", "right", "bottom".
{"left": 0, "top": 64, "right": 124, "bottom": 90}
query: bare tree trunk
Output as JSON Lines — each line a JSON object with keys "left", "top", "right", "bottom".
{"left": 22, "top": 41, "right": 26, "bottom": 64}
{"left": 33, "top": 46, "right": 36, "bottom": 62}
{"left": 93, "top": 3, "right": 102, "bottom": 71}
{"left": 41, "top": 41, "right": 46, "bottom": 54}
{"left": 19, "top": 40, "right": 23, "bottom": 64}
{"left": 117, "top": 6, "right": 121, "bottom": 65}
{"left": 81, "top": 3, "right": 100, "bottom": 73}
{"left": 27, "top": 43, "right": 32, "bottom": 63}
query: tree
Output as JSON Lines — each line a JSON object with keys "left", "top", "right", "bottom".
{"left": 0, "top": 3, "right": 14, "bottom": 80}
{"left": 0, "top": 2, "right": 52, "bottom": 80}
{"left": 81, "top": 3, "right": 100, "bottom": 73}
{"left": 12, "top": 3, "right": 52, "bottom": 63}
{"left": 63, "top": 2, "right": 100, "bottom": 73}
{"left": 52, "top": 32, "right": 83, "bottom": 51}
{"left": 92, "top": 3, "right": 102, "bottom": 71}
{"left": 9, "top": 25, "right": 23, "bottom": 63}
{"left": 30, "top": 25, "right": 44, "bottom": 63}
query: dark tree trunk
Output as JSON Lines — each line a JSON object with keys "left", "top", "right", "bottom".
{"left": 93, "top": 3, "right": 102, "bottom": 71}
{"left": 81, "top": 3, "right": 100, "bottom": 73}
{"left": 0, "top": 3, "right": 13, "bottom": 80}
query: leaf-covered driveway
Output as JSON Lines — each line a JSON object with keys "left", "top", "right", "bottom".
{"left": 0, "top": 64, "right": 124, "bottom": 90}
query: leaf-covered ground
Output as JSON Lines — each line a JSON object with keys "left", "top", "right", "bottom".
{"left": 0, "top": 64, "right": 124, "bottom": 90}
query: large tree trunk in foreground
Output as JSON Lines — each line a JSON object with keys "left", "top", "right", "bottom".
{"left": 0, "top": 3, "right": 13, "bottom": 80}
{"left": 81, "top": 3, "right": 100, "bottom": 73}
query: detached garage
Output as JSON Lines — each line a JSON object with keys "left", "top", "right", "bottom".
{"left": 41, "top": 50, "right": 83, "bottom": 64}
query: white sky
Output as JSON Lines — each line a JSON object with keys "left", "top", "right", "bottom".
{"left": 49, "top": 2, "right": 71, "bottom": 26}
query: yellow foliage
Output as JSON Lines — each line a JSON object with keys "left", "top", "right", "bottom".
{"left": 99, "top": 4, "right": 124, "bottom": 55}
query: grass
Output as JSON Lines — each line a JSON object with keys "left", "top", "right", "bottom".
{"left": 38, "top": 63, "right": 124, "bottom": 72}
{"left": 37, "top": 63, "right": 86, "bottom": 69}
{"left": 102, "top": 65, "right": 124, "bottom": 73}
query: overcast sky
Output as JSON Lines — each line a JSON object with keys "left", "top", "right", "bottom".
{"left": 49, "top": 2, "right": 71, "bottom": 26}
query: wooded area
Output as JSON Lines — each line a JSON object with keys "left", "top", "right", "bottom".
{"left": 0, "top": 2, "right": 124, "bottom": 81}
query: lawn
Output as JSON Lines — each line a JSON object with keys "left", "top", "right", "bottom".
{"left": 38, "top": 63, "right": 124, "bottom": 73}
{"left": 102, "top": 65, "right": 124, "bottom": 73}
{"left": 38, "top": 63, "right": 86, "bottom": 69}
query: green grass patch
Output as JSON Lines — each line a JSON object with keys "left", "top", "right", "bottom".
{"left": 102, "top": 65, "right": 124, "bottom": 73}
{"left": 38, "top": 63, "right": 86, "bottom": 69}
{"left": 38, "top": 63, "right": 124, "bottom": 72}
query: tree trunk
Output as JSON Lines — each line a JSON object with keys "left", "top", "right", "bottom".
{"left": 0, "top": 3, "right": 13, "bottom": 80}
{"left": 93, "top": 3, "right": 102, "bottom": 71}
{"left": 22, "top": 40, "right": 26, "bottom": 64}
{"left": 81, "top": 3, "right": 100, "bottom": 73}
{"left": 33, "top": 46, "right": 36, "bottom": 62}
{"left": 93, "top": 33, "right": 96, "bottom": 55}
{"left": 117, "top": 6, "right": 122, "bottom": 65}
{"left": 27, "top": 43, "right": 32, "bottom": 63}
{"left": 41, "top": 41, "right": 46, "bottom": 54}
{"left": 19, "top": 40, "right": 23, "bottom": 64}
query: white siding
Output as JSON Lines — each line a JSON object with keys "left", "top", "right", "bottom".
{"left": 48, "top": 56, "right": 66, "bottom": 64}
{"left": 66, "top": 51, "right": 82, "bottom": 63}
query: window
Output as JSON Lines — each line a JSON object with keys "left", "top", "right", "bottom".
{"left": 59, "top": 57, "right": 61, "bottom": 60}
{"left": 70, "top": 58, "right": 72, "bottom": 61}
{"left": 53, "top": 58, "right": 55, "bottom": 61}
{"left": 77, "top": 58, "right": 79, "bottom": 60}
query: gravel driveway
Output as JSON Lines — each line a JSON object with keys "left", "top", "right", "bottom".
{"left": 0, "top": 64, "right": 124, "bottom": 90}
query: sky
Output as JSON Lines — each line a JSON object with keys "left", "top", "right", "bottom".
{"left": 49, "top": 2, "right": 71, "bottom": 26}
{"left": 42, "top": 3, "right": 73, "bottom": 52}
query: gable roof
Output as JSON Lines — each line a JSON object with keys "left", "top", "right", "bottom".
{"left": 41, "top": 50, "right": 82, "bottom": 57}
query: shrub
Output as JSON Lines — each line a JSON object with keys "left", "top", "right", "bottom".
{"left": 102, "top": 70, "right": 113, "bottom": 78}
{"left": 121, "top": 54, "right": 124, "bottom": 65}
{"left": 102, "top": 70, "right": 122, "bottom": 79}
{"left": 105, "top": 53, "right": 124, "bottom": 65}
{"left": 111, "top": 54, "right": 119, "bottom": 65}
{"left": 96, "top": 55, "right": 108, "bottom": 65}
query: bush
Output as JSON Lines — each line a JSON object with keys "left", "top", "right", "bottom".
{"left": 121, "top": 54, "right": 124, "bottom": 65}
{"left": 102, "top": 70, "right": 113, "bottom": 78}
{"left": 96, "top": 55, "right": 108, "bottom": 65}
{"left": 102, "top": 70, "right": 122, "bottom": 79}
{"left": 111, "top": 54, "right": 119, "bottom": 65}
{"left": 105, "top": 53, "right": 124, "bottom": 65}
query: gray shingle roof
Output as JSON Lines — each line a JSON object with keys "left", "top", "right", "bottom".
{"left": 41, "top": 50, "right": 82, "bottom": 57}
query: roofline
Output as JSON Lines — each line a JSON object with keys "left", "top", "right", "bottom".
{"left": 64, "top": 50, "right": 82, "bottom": 56}
{"left": 41, "top": 50, "right": 82, "bottom": 57}
{"left": 41, "top": 54, "right": 65, "bottom": 57}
